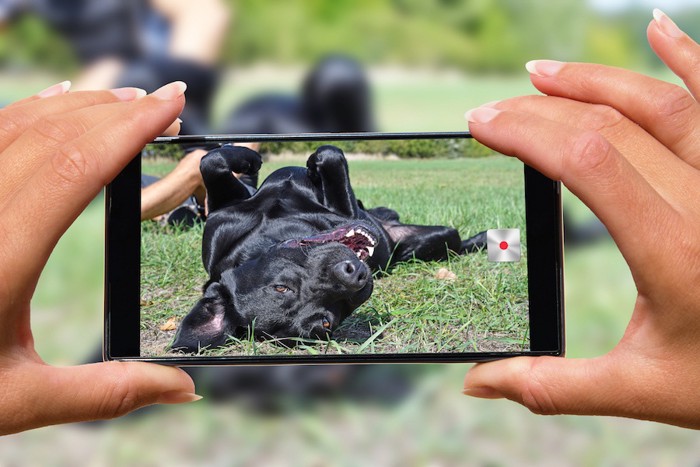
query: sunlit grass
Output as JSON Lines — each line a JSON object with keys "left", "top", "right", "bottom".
{"left": 140, "top": 156, "right": 529, "bottom": 357}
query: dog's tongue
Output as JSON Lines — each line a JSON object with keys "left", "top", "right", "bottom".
{"left": 339, "top": 226, "right": 376, "bottom": 260}
{"left": 281, "top": 223, "right": 377, "bottom": 260}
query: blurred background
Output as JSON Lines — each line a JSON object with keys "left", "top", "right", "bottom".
{"left": 2, "top": 0, "right": 700, "bottom": 465}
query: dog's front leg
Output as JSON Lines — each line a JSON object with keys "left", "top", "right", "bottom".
{"left": 306, "top": 145, "right": 359, "bottom": 217}
{"left": 201, "top": 145, "right": 262, "bottom": 213}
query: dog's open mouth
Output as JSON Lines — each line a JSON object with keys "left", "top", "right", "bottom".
{"left": 282, "top": 222, "right": 378, "bottom": 261}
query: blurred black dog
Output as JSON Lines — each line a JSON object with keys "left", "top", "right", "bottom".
{"left": 223, "top": 55, "right": 375, "bottom": 135}
{"left": 172, "top": 145, "right": 485, "bottom": 352}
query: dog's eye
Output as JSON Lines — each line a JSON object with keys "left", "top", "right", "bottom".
{"left": 273, "top": 285, "right": 291, "bottom": 293}
{"left": 321, "top": 318, "right": 331, "bottom": 329}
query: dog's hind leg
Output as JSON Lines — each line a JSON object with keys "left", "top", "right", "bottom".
{"left": 306, "top": 145, "right": 360, "bottom": 217}
{"left": 201, "top": 145, "right": 262, "bottom": 212}
{"left": 384, "top": 224, "right": 463, "bottom": 263}
{"left": 460, "top": 230, "right": 487, "bottom": 253}
{"left": 384, "top": 223, "right": 488, "bottom": 264}
{"left": 366, "top": 206, "right": 400, "bottom": 223}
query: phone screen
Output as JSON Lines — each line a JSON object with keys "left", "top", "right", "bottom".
{"left": 106, "top": 133, "right": 563, "bottom": 363}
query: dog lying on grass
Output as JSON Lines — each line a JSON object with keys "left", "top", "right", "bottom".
{"left": 172, "top": 145, "right": 485, "bottom": 352}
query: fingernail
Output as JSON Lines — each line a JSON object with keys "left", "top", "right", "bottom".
{"left": 462, "top": 386, "right": 504, "bottom": 399}
{"left": 156, "top": 391, "right": 203, "bottom": 404}
{"left": 464, "top": 106, "right": 501, "bottom": 124}
{"left": 110, "top": 87, "right": 147, "bottom": 101}
{"left": 151, "top": 81, "right": 187, "bottom": 100}
{"left": 525, "top": 60, "right": 564, "bottom": 78}
{"left": 37, "top": 80, "right": 71, "bottom": 98}
{"left": 653, "top": 8, "right": 684, "bottom": 38}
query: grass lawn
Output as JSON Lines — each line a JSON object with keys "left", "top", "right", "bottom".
{"left": 140, "top": 154, "right": 528, "bottom": 357}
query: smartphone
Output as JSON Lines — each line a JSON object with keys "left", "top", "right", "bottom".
{"left": 105, "top": 132, "right": 564, "bottom": 365}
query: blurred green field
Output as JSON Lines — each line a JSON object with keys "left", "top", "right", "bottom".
{"left": 3, "top": 67, "right": 700, "bottom": 464}
{"left": 210, "top": 67, "right": 540, "bottom": 133}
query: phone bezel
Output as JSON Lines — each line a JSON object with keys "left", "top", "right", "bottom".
{"left": 105, "top": 132, "right": 564, "bottom": 365}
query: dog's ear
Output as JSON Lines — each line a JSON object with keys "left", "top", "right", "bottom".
{"left": 171, "top": 282, "right": 240, "bottom": 353}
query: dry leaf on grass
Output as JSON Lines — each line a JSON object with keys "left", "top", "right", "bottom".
{"left": 435, "top": 267, "right": 457, "bottom": 281}
{"left": 159, "top": 317, "right": 179, "bottom": 331}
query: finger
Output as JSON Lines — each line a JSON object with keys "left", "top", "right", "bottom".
{"left": 463, "top": 354, "right": 700, "bottom": 429}
{"left": 465, "top": 106, "right": 674, "bottom": 276}
{"left": 162, "top": 117, "right": 183, "bottom": 137}
{"left": 524, "top": 60, "right": 700, "bottom": 168}
{"left": 3, "top": 81, "right": 72, "bottom": 109}
{"left": 0, "top": 87, "right": 147, "bottom": 155}
{"left": 3, "top": 361, "right": 198, "bottom": 435}
{"left": 489, "top": 95, "right": 698, "bottom": 209}
{"left": 0, "top": 82, "right": 185, "bottom": 309}
{"left": 648, "top": 9, "right": 700, "bottom": 99}
{"left": 0, "top": 88, "right": 150, "bottom": 208}
{"left": 463, "top": 356, "right": 619, "bottom": 416}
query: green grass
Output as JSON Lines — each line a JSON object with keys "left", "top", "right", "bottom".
{"left": 140, "top": 155, "right": 528, "bottom": 357}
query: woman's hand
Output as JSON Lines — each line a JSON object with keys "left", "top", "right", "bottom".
{"left": 0, "top": 81, "right": 198, "bottom": 436}
{"left": 463, "top": 10, "right": 700, "bottom": 429}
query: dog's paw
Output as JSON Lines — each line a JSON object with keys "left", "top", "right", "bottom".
{"left": 209, "top": 145, "right": 262, "bottom": 175}
{"left": 307, "top": 145, "right": 347, "bottom": 180}
{"left": 313, "top": 145, "right": 346, "bottom": 166}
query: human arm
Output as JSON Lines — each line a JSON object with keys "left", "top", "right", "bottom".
{"left": 150, "top": 0, "right": 230, "bottom": 66}
{"left": 141, "top": 148, "right": 207, "bottom": 220}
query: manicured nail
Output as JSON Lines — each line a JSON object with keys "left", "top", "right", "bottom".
{"left": 525, "top": 60, "right": 564, "bottom": 78}
{"left": 462, "top": 386, "right": 504, "bottom": 399}
{"left": 156, "top": 391, "right": 203, "bottom": 404}
{"left": 464, "top": 106, "right": 501, "bottom": 124}
{"left": 37, "top": 80, "right": 71, "bottom": 98}
{"left": 110, "top": 87, "right": 147, "bottom": 101}
{"left": 653, "top": 8, "right": 684, "bottom": 38}
{"left": 151, "top": 81, "right": 187, "bottom": 100}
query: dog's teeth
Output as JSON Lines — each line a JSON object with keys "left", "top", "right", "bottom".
{"left": 345, "top": 229, "right": 355, "bottom": 238}
{"left": 355, "top": 251, "right": 362, "bottom": 258}
{"left": 366, "top": 246, "right": 375, "bottom": 257}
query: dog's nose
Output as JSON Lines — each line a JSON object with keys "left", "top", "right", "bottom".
{"left": 332, "top": 259, "right": 369, "bottom": 291}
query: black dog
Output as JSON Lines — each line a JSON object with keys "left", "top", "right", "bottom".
{"left": 172, "top": 145, "right": 485, "bottom": 352}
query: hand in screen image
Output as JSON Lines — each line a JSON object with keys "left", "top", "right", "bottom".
{"left": 139, "top": 142, "right": 261, "bottom": 225}
{"left": 464, "top": 10, "right": 700, "bottom": 429}
{"left": 140, "top": 148, "right": 208, "bottom": 224}
{"left": 0, "top": 82, "right": 199, "bottom": 436}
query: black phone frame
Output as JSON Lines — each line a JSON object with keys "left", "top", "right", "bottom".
{"left": 105, "top": 132, "right": 564, "bottom": 365}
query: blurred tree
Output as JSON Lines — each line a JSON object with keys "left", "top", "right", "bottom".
{"left": 0, "top": 14, "right": 77, "bottom": 73}
{"left": 1, "top": 0, "right": 686, "bottom": 74}
{"left": 600, "top": 6, "right": 700, "bottom": 70}
{"left": 225, "top": 0, "right": 643, "bottom": 72}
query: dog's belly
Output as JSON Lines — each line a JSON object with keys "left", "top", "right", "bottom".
{"left": 250, "top": 211, "right": 352, "bottom": 248}
{"left": 205, "top": 208, "right": 351, "bottom": 266}
{"left": 204, "top": 167, "right": 393, "bottom": 276}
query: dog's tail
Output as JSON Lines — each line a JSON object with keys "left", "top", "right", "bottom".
{"left": 460, "top": 230, "right": 487, "bottom": 254}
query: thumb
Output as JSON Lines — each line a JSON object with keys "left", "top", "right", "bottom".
{"left": 13, "top": 361, "right": 198, "bottom": 433}
{"left": 463, "top": 356, "right": 623, "bottom": 416}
